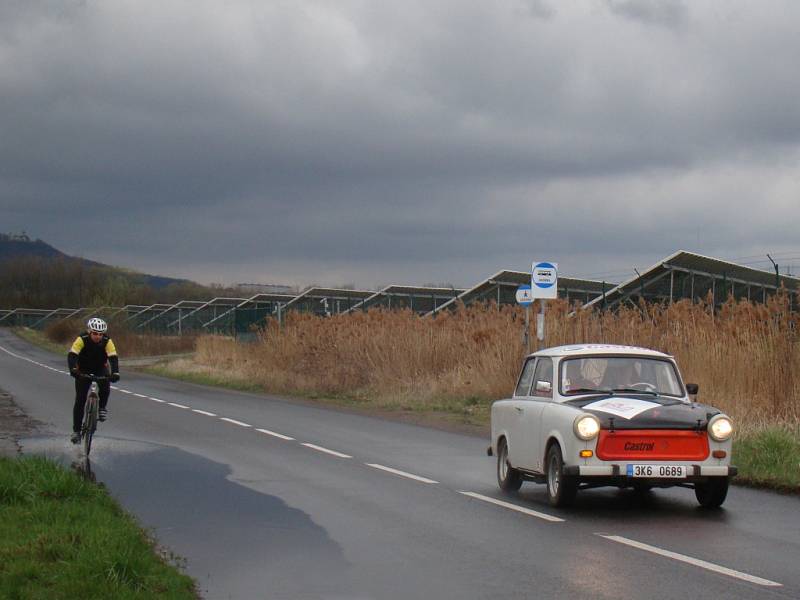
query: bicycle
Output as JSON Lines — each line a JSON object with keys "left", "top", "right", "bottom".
{"left": 78, "top": 374, "right": 107, "bottom": 456}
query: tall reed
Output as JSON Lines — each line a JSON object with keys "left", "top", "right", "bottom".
{"left": 194, "top": 293, "right": 799, "bottom": 430}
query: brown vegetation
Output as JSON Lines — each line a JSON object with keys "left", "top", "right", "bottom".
{"left": 190, "top": 293, "right": 799, "bottom": 432}
{"left": 44, "top": 318, "right": 196, "bottom": 358}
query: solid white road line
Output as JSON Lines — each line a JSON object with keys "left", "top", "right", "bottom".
{"left": 192, "top": 409, "right": 217, "bottom": 417}
{"left": 220, "top": 417, "right": 251, "bottom": 427}
{"left": 255, "top": 428, "right": 294, "bottom": 441}
{"left": 598, "top": 535, "right": 782, "bottom": 587}
{"left": 167, "top": 402, "right": 189, "bottom": 409}
{"left": 301, "top": 443, "right": 352, "bottom": 458}
{"left": 459, "top": 492, "right": 565, "bottom": 523}
{"left": 365, "top": 463, "right": 438, "bottom": 484}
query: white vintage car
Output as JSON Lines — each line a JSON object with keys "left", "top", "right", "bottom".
{"left": 490, "top": 344, "right": 736, "bottom": 508}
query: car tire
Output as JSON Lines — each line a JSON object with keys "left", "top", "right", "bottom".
{"left": 546, "top": 443, "right": 578, "bottom": 507}
{"left": 695, "top": 477, "right": 729, "bottom": 508}
{"left": 497, "top": 438, "right": 522, "bottom": 493}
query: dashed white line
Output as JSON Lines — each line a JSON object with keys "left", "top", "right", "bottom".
{"left": 192, "top": 409, "right": 217, "bottom": 417}
{"left": 598, "top": 535, "right": 782, "bottom": 587}
{"left": 220, "top": 417, "right": 251, "bottom": 427}
{"left": 459, "top": 492, "right": 565, "bottom": 523}
{"left": 118, "top": 389, "right": 132, "bottom": 394}
{"left": 365, "top": 463, "right": 438, "bottom": 484}
{"left": 255, "top": 428, "right": 294, "bottom": 441}
{"left": 301, "top": 443, "right": 352, "bottom": 458}
{"left": 132, "top": 393, "right": 147, "bottom": 398}
{"left": 166, "top": 402, "right": 189, "bottom": 409}
{"left": 150, "top": 397, "right": 165, "bottom": 403}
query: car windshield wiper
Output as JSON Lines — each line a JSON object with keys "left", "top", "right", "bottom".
{"left": 565, "top": 388, "right": 614, "bottom": 395}
{"left": 611, "top": 387, "right": 659, "bottom": 397}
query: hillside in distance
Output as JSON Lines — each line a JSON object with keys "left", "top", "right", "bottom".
{"left": 0, "top": 232, "right": 188, "bottom": 289}
{"left": 0, "top": 233, "right": 244, "bottom": 309}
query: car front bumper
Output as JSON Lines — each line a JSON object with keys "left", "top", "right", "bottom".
{"left": 563, "top": 464, "right": 737, "bottom": 477}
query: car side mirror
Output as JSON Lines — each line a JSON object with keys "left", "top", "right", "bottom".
{"left": 535, "top": 380, "right": 552, "bottom": 394}
{"left": 685, "top": 383, "right": 699, "bottom": 395}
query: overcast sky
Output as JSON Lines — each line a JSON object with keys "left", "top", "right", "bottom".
{"left": 2, "top": 0, "right": 799, "bottom": 289}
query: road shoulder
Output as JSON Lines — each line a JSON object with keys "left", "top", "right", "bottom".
{"left": 0, "top": 387, "right": 43, "bottom": 457}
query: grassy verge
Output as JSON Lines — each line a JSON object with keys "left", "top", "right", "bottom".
{"left": 733, "top": 427, "right": 800, "bottom": 492}
{"left": 142, "top": 361, "right": 492, "bottom": 431}
{"left": 0, "top": 456, "right": 196, "bottom": 599}
{"left": 12, "top": 327, "right": 65, "bottom": 355}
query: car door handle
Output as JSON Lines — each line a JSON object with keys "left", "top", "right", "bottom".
{"left": 515, "top": 406, "right": 524, "bottom": 414}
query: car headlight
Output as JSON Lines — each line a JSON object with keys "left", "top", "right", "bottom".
{"left": 573, "top": 414, "right": 601, "bottom": 441}
{"left": 708, "top": 414, "right": 733, "bottom": 442}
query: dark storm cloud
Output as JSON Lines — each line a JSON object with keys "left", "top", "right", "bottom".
{"left": 2, "top": 1, "right": 799, "bottom": 287}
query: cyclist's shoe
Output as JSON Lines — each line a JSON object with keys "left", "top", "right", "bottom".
{"left": 98, "top": 408, "right": 108, "bottom": 422}
{"left": 70, "top": 432, "right": 81, "bottom": 444}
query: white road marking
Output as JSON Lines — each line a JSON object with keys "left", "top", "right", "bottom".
{"left": 598, "top": 535, "right": 782, "bottom": 587}
{"left": 365, "top": 463, "right": 438, "bottom": 484}
{"left": 220, "top": 417, "right": 251, "bottom": 427}
{"left": 118, "top": 389, "right": 132, "bottom": 394}
{"left": 167, "top": 402, "right": 189, "bottom": 409}
{"left": 301, "top": 443, "right": 351, "bottom": 458}
{"left": 192, "top": 409, "right": 217, "bottom": 417}
{"left": 255, "top": 428, "right": 294, "bottom": 441}
{"left": 150, "top": 397, "right": 165, "bottom": 403}
{"left": 133, "top": 393, "right": 147, "bottom": 398}
{"left": 459, "top": 492, "right": 565, "bottom": 523}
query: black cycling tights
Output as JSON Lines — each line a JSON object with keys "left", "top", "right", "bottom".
{"left": 72, "top": 377, "right": 110, "bottom": 433}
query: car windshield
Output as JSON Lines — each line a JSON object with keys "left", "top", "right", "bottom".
{"left": 559, "top": 356, "right": 684, "bottom": 397}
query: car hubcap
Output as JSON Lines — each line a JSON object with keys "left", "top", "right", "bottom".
{"left": 549, "top": 454, "right": 559, "bottom": 496}
{"left": 499, "top": 446, "right": 508, "bottom": 481}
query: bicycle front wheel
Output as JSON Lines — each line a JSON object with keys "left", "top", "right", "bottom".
{"left": 82, "top": 399, "right": 98, "bottom": 456}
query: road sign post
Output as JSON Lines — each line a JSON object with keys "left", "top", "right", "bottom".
{"left": 516, "top": 285, "right": 533, "bottom": 354}
{"left": 531, "top": 262, "right": 558, "bottom": 346}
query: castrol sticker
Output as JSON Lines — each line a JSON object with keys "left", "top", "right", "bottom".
{"left": 583, "top": 398, "right": 659, "bottom": 420}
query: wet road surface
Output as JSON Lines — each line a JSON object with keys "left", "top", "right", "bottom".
{"left": 2, "top": 329, "right": 798, "bottom": 599}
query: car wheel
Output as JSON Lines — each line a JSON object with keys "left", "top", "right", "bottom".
{"left": 695, "top": 477, "right": 729, "bottom": 508}
{"left": 546, "top": 443, "right": 578, "bottom": 507}
{"left": 497, "top": 438, "right": 522, "bottom": 492}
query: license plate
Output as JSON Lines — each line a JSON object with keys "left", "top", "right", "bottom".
{"left": 627, "top": 464, "right": 687, "bottom": 478}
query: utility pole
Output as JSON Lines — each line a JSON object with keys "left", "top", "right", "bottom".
{"left": 767, "top": 254, "right": 780, "bottom": 291}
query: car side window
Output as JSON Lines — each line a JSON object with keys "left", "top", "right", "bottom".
{"left": 532, "top": 357, "right": 553, "bottom": 398}
{"left": 514, "top": 358, "right": 536, "bottom": 397}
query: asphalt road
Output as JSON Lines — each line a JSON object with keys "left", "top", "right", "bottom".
{"left": 1, "top": 328, "right": 798, "bottom": 600}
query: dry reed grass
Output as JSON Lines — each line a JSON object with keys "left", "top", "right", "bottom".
{"left": 44, "top": 318, "right": 197, "bottom": 358}
{"left": 193, "top": 293, "right": 799, "bottom": 432}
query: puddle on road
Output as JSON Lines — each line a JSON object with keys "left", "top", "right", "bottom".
{"left": 18, "top": 435, "right": 368, "bottom": 600}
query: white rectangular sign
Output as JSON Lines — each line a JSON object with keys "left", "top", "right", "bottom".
{"left": 531, "top": 261, "right": 558, "bottom": 299}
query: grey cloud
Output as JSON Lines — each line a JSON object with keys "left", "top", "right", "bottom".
{"left": 605, "top": 0, "right": 689, "bottom": 30}
{"left": 2, "top": 1, "right": 799, "bottom": 287}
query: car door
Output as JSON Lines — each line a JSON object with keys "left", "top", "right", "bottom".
{"left": 506, "top": 357, "right": 536, "bottom": 467}
{"left": 514, "top": 357, "right": 553, "bottom": 472}
{"left": 520, "top": 357, "right": 554, "bottom": 473}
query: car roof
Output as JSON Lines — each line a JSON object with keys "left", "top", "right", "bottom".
{"left": 528, "top": 344, "right": 673, "bottom": 359}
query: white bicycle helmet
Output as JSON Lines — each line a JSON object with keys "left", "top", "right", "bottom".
{"left": 87, "top": 317, "right": 108, "bottom": 333}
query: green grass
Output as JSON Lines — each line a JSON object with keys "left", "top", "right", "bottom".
{"left": 733, "top": 427, "right": 800, "bottom": 492}
{"left": 12, "top": 327, "right": 66, "bottom": 355}
{"left": 0, "top": 456, "right": 197, "bottom": 599}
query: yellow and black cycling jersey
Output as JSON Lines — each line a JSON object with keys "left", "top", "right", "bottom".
{"left": 68, "top": 333, "right": 119, "bottom": 375}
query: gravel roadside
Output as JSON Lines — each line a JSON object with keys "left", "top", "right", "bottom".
{"left": 0, "top": 387, "right": 42, "bottom": 458}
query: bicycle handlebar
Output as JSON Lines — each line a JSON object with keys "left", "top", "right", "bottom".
{"left": 77, "top": 373, "right": 109, "bottom": 382}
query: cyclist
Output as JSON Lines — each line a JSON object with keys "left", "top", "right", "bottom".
{"left": 67, "top": 317, "right": 120, "bottom": 444}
